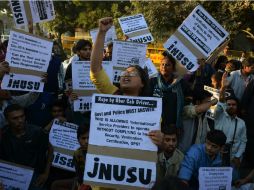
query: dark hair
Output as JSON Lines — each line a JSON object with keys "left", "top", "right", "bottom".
{"left": 207, "top": 130, "right": 226, "bottom": 146}
{"left": 4, "top": 104, "right": 24, "bottom": 119}
{"left": 161, "top": 125, "right": 177, "bottom": 136}
{"left": 126, "top": 65, "right": 150, "bottom": 96}
{"left": 50, "top": 99, "right": 65, "bottom": 110}
{"left": 242, "top": 56, "right": 254, "bottom": 67}
{"left": 225, "top": 95, "right": 239, "bottom": 106}
{"left": 152, "top": 176, "right": 191, "bottom": 190}
{"left": 214, "top": 55, "right": 228, "bottom": 71}
{"left": 77, "top": 125, "right": 90, "bottom": 139}
{"left": 227, "top": 59, "right": 241, "bottom": 71}
{"left": 192, "top": 88, "right": 213, "bottom": 103}
{"left": 162, "top": 51, "right": 176, "bottom": 70}
{"left": 75, "top": 39, "right": 92, "bottom": 51}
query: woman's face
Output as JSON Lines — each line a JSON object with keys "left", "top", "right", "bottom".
{"left": 120, "top": 67, "right": 144, "bottom": 95}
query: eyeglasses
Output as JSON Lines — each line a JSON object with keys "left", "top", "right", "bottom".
{"left": 120, "top": 71, "right": 139, "bottom": 77}
{"left": 161, "top": 63, "right": 171, "bottom": 67}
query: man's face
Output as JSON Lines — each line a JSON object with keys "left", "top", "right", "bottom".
{"left": 77, "top": 45, "right": 92, "bottom": 60}
{"left": 51, "top": 106, "right": 64, "bottom": 118}
{"left": 243, "top": 65, "right": 254, "bottom": 74}
{"left": 205, "top": 139, "right": 221, "bottom": 157}
{"left": 6, "top": 110, "right": 26, "bottom": 131}
{"left": 163, "top": 134, "right": 177, "bottom": 154}
{"left": 78, "top": 132, "right": 89, "bottom": 151}
{"left": 160, "top": 57, "right": 174, "bottom": 78}
{"left": 226, "top": 99, "right": 237, "bottom": 116}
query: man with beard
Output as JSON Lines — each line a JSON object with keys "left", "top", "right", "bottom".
{"left": 214, "top": 72, "right": 247, "bottom": 180}
{"left": 157, "top": 126, "right": 184, "bottom": 180}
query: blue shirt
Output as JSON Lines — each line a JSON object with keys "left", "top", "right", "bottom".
{"left": 178, "top": 144, "right": 222, "bottom": 182}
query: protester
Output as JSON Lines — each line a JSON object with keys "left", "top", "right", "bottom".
{"left": 179, "top": 89, "right": 218, "bottom": 153}
{"left": 157, "top": 126, "right": 184, "bottom": 180}
{"left": 103, "top": 42, "right": 113, "bottom": 61}
{"left": 214, "top": 55, "right": 228, "bottom": 72}
{"left": 214, "top": 73, "right": 247, "bottom": 180}
{"left": 149, "top": 51, "right": 191, "bottom": 130}
{"left": 178, "top": 130, "right": 227, "bottom": 190}
{"left": 227, "top": 57, "right": 254, "bottom": 100}
{"left": 0, "top": 104, "right": 52, "bottom": 190}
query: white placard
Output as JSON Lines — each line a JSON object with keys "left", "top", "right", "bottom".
{"left": 118, "top": 14, "right": 154, "bottom": 43}
{"left": 112, "top": 41, "right": 147, "bottom": 68}
{"left": 89, "top": 94, "right": 162, "bottom": 151}
{"left": 144, "top": 58, "right": 158, "bottom": 78}
{"left": 0, "top": 160, "right": 34, "bottom": 190}
{"left": 29, "top": 0, "right": 55, "bottom": 23}
{"left": 178, "top": 5, "right": 229, "bottom": 57}
{"left": 49, "top": 119, "right": 79, "bottom": 171}
{"left": 199, "top": 167, "right": 232, "bottom": 190}
{"left": 9, "top": 0, "right": 28, "bottom": 27}
{"left": 1, "top": 73, "right": 44, "bottom": 92}
{"left": 164, "top": 35, "right": 199, "bottom": 72}
{"left": 52, "top": 152, "right": 75, "bottom": 172}
{"left": 90, "top": 26, "right": 117, "bottom": 46}
{"left": 84, "top": 154, "right": 156, "bottom": 188}
{"left": 72, "top": 61, "right": 113, "bottom": 90}
{"left": 204, "top": 85, "right": 220, "bottom": 99}
{"left": 49, "top": 119, "right": 80, "bottom": 151}
{"left": 6, "top": 30, "right": 53, "bottom": 72}
{"left": 73, "top": 96, "right": 92, "bottom": 112}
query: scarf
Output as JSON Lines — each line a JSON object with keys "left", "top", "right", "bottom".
{"left": 156, "top": 73, "right": 184, "bottom": 128}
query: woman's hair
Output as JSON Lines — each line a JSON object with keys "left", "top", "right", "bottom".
{"left": 127, "top": 65, "right": 150, "bottom": 96}
{"left": 211, "top": 71, "right": 223, "bottom": 88}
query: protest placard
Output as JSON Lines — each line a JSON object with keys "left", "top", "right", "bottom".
{"left": 164, "top": 5, "right": 229, "bottom": 72}
{"left": 49, "top": 119, "right": 80, "bottom": 171}
{"left": 9, "top": 0, "right": 55, "bottom": 27}
{"left": 0, "top": 159, "right": 34, "bottom": 190}
{"left": 1, "top": 73, "right": 44, "bottom": 92}
{"left": 199, "top": 167, "right": 232, "bottom": 190}
{"left": 72, "top": 61, "right": 113, "bottom": 95}
{"left": 84, "top": 154, "right": 156, "bottom": 189}
{"left": 112, "top": 40, "right": 147, "bottom": 68}
{"left": 118, "top": 14, "right": 154, "bottom": 43}
{"left": 73, "top": 96, "right": 92, "bottom": 112}
{"left": 84, "top": 94, "right": 161, "bottom": 189}
{"left": 6, "top": 29, "right": 53, "bottom": 73}
{"left": 90, "top": 26, "right": 117, "bottom": 47}
{"left": 144, "top": 58, "right": 158, "bottom": 78}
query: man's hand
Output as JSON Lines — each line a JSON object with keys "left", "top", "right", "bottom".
{"left": 221, "top": 72, "right": 229, "bottom": 88}
{"left": 232, "top": 157, "right": 241, "bottom": 168}
{"left": 234, "top": 178, "right": 249, "bottom": 188}
{"left": 34, "top": 172, "right": 49, "bottom": 187}
{"left": 0, "top": 61, "right": 10, "bottom": 79}
{"left": 98, "top": 17, "right": 113, "bottom": 33}
{"left": 148, "top": 130, "right": 164, "bottom": 148}
{"left": 41, "top": 73, "right": 48, "bottom": 83}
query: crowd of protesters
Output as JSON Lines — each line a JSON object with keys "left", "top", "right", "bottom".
{"left": 0, "top": 16, "right": 254, "bottom": 190}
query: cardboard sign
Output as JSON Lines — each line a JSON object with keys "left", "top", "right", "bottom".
{"left": 144, "top": 58, "right": 158, "bottom": 78}
{"left": 1, "top": 73, "right": 44, "bottom": 92}
{"left": 112, "top": 40, "right": 147, "bottom": 68}
{"left": 49, "top": 119, "right": 80, "bottom": 171}
{"left": 84, "top": 154, "right": 156, "bottom": 189}
{"left": 178, "top": 5, "right": 229, "bottom": 57}
{"left": 90, "top": 26, "right": 117, "bottom": 47}
{"left": 199, "top": 167, "right": 232, "bottom": 190}
{"left": 6, "top": 29, "right": 53, "bottom": 72}
{"left": 89, "top": 94, "right": 161, "bottom": 151}
{"left": 9, "top": 0, "right": 55, "bottom": 27}
{"left": 204, "top": 85, "right": 220, "bottom": 100}
{"left": 118, "top": 14, "right": 154, "bottom": 43}
{"left": 84, "top": 94, "right": 161, "bottom": 189}
{"left": 0, "top": 160, "right": 34, "bottom": 190}
{"left": 163, "top": 5, "right": 229, "bottom": 72}
{"left": 72, "top": 61, "right": 113, "bottom": 91}
{"left": 73, "top": 96, "right": 92, "bottom": 112}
